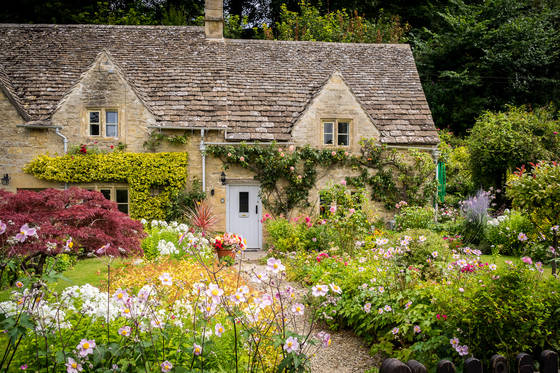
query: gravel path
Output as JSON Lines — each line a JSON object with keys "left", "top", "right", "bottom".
{"left": 241, "top": 251, "right": 380, "bottom": 373}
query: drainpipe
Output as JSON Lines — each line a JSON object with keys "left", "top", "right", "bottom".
{"left": 200, "top": 129, "right": 206, "bottom": 192}
{"left": 54, "top": 128, "right": 69, "bottom": 189}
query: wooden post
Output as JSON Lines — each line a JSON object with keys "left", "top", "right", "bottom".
{"left": 516, "top": 353, "right": 534, "bottom": 373}
{"left": 437, "top": 360, "right": 456, "bottom": 373}
{"left": 465, "top": 357, "right": 483, "bottom": 373}
{"left": 407, "top": 360, "right": 428, "bottom": 373}
{"left": 381, "top": 359, "right": 412, "bottom": 373}
{"left": 540, "top": 350, "right": 558, "bottom": 373}
{"left": 491, "top": 354, "right": 508, "bottom": 373}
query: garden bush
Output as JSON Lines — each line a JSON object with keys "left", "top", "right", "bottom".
{"left": 394, "top": 205, "right": 435, "bottom": 231}
{"left": 485, "top": 210, "right": 535, "bottom": 256}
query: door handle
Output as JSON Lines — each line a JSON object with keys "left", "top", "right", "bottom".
{"left": 255, "top": 205, "right": 258, "bottom": 214}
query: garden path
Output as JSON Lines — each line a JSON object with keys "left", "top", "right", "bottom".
{"left": 241, "top": 251, "right": 380, "bottom": 373}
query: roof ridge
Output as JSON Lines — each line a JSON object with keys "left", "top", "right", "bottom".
{"left": 0, "top": 65, "right": 30, "bottom": 121}
{"left": 0, "top": 23, "right": 203, "bottom": 31}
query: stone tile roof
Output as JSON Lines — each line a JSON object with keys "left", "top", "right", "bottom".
{"left": 0, "top": 24, "right": 439, "bottom": 145}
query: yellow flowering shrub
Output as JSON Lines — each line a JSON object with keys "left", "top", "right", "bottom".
{"left": 24, "top": 152, "right": 188, "bottom": 219}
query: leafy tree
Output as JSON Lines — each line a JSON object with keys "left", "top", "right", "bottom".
{"left": 0, "top": 188, "right": 144, "bottom": 276}
{"left": 507, "top": 161, "right": 560, "bottom": 274}
{"left": 413, "top": 0, "right": 560, "bottom": 133}
{"left": 267, "top": 0, "right": 410, "bottom": 43}
{"left": 467, "top": 105, "right": 560, "bottom": 190}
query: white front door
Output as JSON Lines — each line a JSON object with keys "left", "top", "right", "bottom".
{"left": 227, "top": 185, "right": 262, "bottom": 249}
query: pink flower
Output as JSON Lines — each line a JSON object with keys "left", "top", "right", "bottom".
{"left": 280, "top": 152, "right": 285, "bottom": 157}
{"left": 193, "top": 343, "right": 202, "bottom": 356}
{"left": 161, "top": 361, "right": 173, "bottom": 372}
{"left": 291, "top": 303, "right": 305, "bottom": 315}
{"left": 290, "top": 166, "right": 295, "bottom": 171}
{"left": 312, "top": 284, "right": 328, "bottom": 297}
{"left": 283, "top": 336, "right": 300, "bottom": 353}
{"left": 340, "top": 179, "right": 347, "bottom": 185}
{"left": 239, "top": 156, "right": 245, "bottom": 162}
{"left": 215, "top": 323, "right": 225, "bottom": 337}
{"left": 266, "top": 258, "right": 285, "bottom": 273}
{"left": 159, "top": 272, "right": 173, "bottom": 286}
{"left": 348, "top": 208, "right": 355, "bottom": 215}
{"left": 76, "top": 339, "right": 95, "bottom": 357}
{"left": 15, "top": 223, "right": 37, "bottom": 243}
{"left": 20, "top": 364, "right": 28, "bottom": 370}
{"left": 391, "top": 327, "right": 399, "bottom": 335}
{"left": 227, "top": 152, "right": 232, "bottom": 157}
{"left": 518, "top": 232, "right": 528, "bottom": 242}
{"left": 118, "top": 326, "right": 131, "bottom": 337}
{"left": 289, "top": 145, "right": 295, "bottom": 151}
{"left": 66, "top": 358, "right": 82, "bottom": 373}
{"left": 521, "top": 256, "right": 533, "bottom": 265}
{"left": 0, "top": 220, "right": 6, "bottom": 235}
{"left": 317, "top": 331, "right": 331, "bottom": 347}
{"left": 413, "top": 325, "right": 421, "bottom": 334}
{"left": 329, "top": 205, "right": 337, "bottom": 214}
{"left": 363, "top": 303, "right": 372, "bottom": 313}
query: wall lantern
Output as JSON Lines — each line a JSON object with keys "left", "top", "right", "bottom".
{"left": 1, "top": 174, "right": 10, "bottom": 185}
{"left": 220, "top": 171, "right": 227, "bottom": 185}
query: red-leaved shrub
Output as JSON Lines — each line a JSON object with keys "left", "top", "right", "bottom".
{"left": 0, "top": 188, "right": 145, "bottom": 261}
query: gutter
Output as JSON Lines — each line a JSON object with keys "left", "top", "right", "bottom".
{"left": 54, "top": 128, "right": 69, "bottom": 190}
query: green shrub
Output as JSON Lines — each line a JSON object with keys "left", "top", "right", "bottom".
{"left": 265, "top": 218, "right": 306, "bottom": 252}
{"left": 467, "top": 106, "right": 560, "bottom": 189}
{"left": 392, "top": 229, "right": 450, "bottom": 271}
{"left": 485, "top": 210, "right": 534, "bottom": 256}
{"left": 394, "top": 206, "right": 435, "bottom": 231}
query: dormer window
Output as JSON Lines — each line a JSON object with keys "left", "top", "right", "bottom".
{"left": 88, "top": 109, "right": 119, "bottom": 138}
{"left": 323, "top": 120, "right": 350, "bottom": 146}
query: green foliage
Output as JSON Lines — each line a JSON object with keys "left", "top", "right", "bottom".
{"left": 414, "top": 0, "right": 560, "bottom": 134}
{"left": 467, "top": 106, "right": 560, "bottom": 189}
{"left": 24, "top": 152, "right": 189, "bottom": 219}
{"left": 485, "top": 210, "right": 534, "bottom": 256}
{"left": 394, "top": 206, "right": 435, "bottom": 231}
{"left": 165, "top": 178, "right": 206, "bottom": 222}
{"left": 507, "top": 161, "right": 560, "bottom": 269}
{"left": 348, "top": 139, "right": 437, "bottom": 209}
{"left": 269, "top": 0, "right": 410, "bottom": 43}
{"left": 143, "top": 131, "right": 190, "bottom": 152}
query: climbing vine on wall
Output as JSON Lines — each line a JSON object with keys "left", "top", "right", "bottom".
{"left": 206, "top": 140, "right": 436, "bottom": 217}
{"left": 24, "top": 152, "right": 189, "bottom": 220}
{"left": 143, "top": 130, "right": 190, "bottom": 152}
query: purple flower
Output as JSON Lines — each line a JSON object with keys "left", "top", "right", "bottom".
{"left": 521, "top": 256, "right": 533, "bottom": 265}
{"left": 76, "top": 339, "right": 95, "bottom": 357}
{"left": 161, "top": 361, "right": 173, "bottom": 372}
{"left": 0, "top": 220, "right": 6, "bottom": 235}
{"left": 66, "top": 357, "right": 83, "bottom": 373}
{"left": 518, "top": 232, "right": 528, "bottom": 242}
{"left": 15, "top": 224, "right": 36, "bottom": 243}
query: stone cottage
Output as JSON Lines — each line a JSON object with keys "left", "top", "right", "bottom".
{"left": 0, "top": 0, "right": 439, "bottom": 249}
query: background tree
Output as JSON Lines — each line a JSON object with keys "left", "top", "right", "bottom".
{"left": 467, "top": 105, "right": 560, "bottom": 191}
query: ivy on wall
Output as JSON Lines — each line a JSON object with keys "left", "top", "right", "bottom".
{"left": 206, "top": 140, "right": 436, "bottom": 217}
{"left": 24, "top": 152, "right": 189, "bottom": 220}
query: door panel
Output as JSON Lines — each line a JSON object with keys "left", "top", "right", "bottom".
{"left": 227, "top": 185, "right": 261, "bottom": 249}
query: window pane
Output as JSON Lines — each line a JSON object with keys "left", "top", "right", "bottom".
{"left": 117, "top": 204, "right": 128, "bottom": 214}
{"left": 338, "top": 122, "right": 349, "bottom": 135}
{"left": 90, "top": 124, "right": 100, "bottom": 136}
{"left": 116, "top": 189, "right": 128, "bottom": 203}
{"left": 239, "top": 192, "right": 249, "bottom": 213}
{"left": 106, "top": 111, "right": 118, "bottom": 124}
{"left": 338, "top": 134, "right": 349, "bottom": 146}
{"left": 100, "top": 189, "right": 111, "bottom": 200}
{"left": 106, "top": 124, "right": 117, "bottom": 137}
{"left": 89, "top": 111, "right": 100, "bottom": 123}
{"left": 323, "top": 122, "right": 334, "bottom": 145}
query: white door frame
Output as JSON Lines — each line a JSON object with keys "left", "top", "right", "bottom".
{"left": 226, "top": 183, "right": 262, "bottom": 249}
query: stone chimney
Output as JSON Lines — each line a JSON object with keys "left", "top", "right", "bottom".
{"left": 205, "top": 0, "right": 224, "bottom": 39}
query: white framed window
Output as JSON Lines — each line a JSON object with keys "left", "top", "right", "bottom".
{"left": 87, "top": 109, "right": 119, "bottom": 138}
{"left": 83, "top": 185, "right": 129, "bottom": 214}
{"left": 322, "top": 119, "right": 350, "bottom": 146}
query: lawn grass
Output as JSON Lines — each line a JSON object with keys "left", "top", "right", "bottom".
{"left": 0, "top": 257, "right": 129, "bottom": 301}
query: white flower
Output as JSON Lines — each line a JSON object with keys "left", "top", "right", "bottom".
{"left": 159, "top": 273, "right": 173, "bottom": 286}
{"left": 363, "top": 303, "right": 371, "bottom": 313}
{"left": 291, "top": 303, "right": 305, "bottom": 315}
{"left": 329, "top": 283, "right": 342, "bottom": 294}
{"left": 215, "top": 323, "right": 225, "bottom": 337}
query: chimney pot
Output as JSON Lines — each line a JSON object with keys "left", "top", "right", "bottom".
{"left": 205, "top": 0, "right": 224, "bottom": 39}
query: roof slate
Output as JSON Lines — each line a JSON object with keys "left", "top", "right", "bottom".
{"left": 0, "top": 24, "right": 439, "bottom": 145}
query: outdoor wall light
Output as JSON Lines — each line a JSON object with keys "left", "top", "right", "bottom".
{"left": 1, "top": 174, "right": 10, "bottom": 185}
{"left": 220, "top": 171, "right": 227, "bottom": 185}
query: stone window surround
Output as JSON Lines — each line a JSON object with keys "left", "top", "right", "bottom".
{"left": 86, "top": 108, "right": 120, "bottom": 139}
{"left": 321, "top": 119, "right": 351, "bottom": 147}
